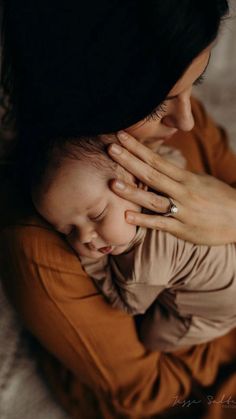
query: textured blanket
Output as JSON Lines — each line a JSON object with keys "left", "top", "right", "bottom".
{"left": 0, "top": 284, "right": 68, "bottom": 419}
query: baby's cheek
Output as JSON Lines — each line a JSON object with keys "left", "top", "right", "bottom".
{"left": 100, "top": 218, "right": 136, "bottom": 245}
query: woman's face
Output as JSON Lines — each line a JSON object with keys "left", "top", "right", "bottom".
{"left": 125, "top": 47, "right": 211, "bottom": 142}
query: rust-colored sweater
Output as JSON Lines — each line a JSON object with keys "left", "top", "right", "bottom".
{"left": 1, "top": 99, "right": 236, "bottom": 418}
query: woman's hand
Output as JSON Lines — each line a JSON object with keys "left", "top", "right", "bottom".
{"left": 107, "top": 131, "right": 236, "bottom": 245}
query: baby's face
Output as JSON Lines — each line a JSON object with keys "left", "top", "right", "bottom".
{"left": 34, "top": 158, "right": 141, "bottom": 259}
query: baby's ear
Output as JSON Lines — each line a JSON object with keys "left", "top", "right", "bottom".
{"left": 137, "top": 180, "right": 148, "bottom": 191}
{"left": 132, "top": 176, "right": 147, "bottom": 190}
{"left": 123, "top": 171, "right": 148, "bottom": 191}
{"left": 122, "top": 170, "right": 138, "bottom": 188}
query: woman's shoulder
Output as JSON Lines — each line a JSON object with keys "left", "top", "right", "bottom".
{"left": 0, "top": 164, "right": 71, "bottom": 269}
{"left": 0, "top": 170, "right": 90, "bottom": 300}
{"left": 0, "top": 163, "right": 49, "bottom": 230}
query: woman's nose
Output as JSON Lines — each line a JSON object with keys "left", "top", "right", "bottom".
{"left": 162, "top": 91, "right": 194, "bottom": 132}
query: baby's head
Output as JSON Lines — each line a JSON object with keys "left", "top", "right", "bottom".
{"left": 32, "top": 135, "right": 141, "bottom": 259}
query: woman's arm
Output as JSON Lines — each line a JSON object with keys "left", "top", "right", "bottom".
{"left": 0, "top": 221, "right": 230, "bottom": 418}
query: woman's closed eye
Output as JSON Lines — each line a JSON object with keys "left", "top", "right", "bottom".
{"left": 144, "top": 102, "right": 168, "bottom": 122}
{"left": 144, "top": 74, "right": 206, "bottom": 123}
{"left": 193, "top": 74, "right": 205, "bottom": 86}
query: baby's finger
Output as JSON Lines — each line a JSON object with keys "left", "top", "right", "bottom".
{"left": 110, "top": 179, "right": 172, "bottom": 214}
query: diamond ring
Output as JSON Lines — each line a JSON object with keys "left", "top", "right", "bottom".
{"left": 164, "top": 197, "right": 179, "bottom": 217}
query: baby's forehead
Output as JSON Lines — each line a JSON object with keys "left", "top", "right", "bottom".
{"left": 37, "top": 159, "right": 112, "bottom": 226}
{"left": 39, "top": 136, "right": 127, "bottom": 202}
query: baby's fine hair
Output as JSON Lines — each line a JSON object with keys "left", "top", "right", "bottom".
{"left": 28, "top": 135, "right": 120, "bottom": 193}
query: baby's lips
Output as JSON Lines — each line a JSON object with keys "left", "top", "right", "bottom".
{"left": 98, "top": 246, "right": 113, "bottom": 255}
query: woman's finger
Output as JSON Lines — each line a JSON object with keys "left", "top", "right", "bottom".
{"left": 124, "top": 210, "right": 186, "bottom": 236}
{"left": 110, "top": 179, "right": 174, "bottom": 214}
{"left": 116, "top": 131, "right": 187, "bottom": 182}
{"left": 108, "top": 143, "right": 184, "bottom": 199}
{"left": 127, "top": 211, "right": 210, "bottom": 245}
{"left": 127, "top": 212, "right": 202, "bottom": 245}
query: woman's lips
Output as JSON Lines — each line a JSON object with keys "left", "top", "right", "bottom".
{"left": 98, "top": 246, "right": 113, "bottom": 255}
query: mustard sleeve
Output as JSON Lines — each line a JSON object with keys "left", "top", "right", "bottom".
{"left": 0, "top": 223, "right": 230, "bottom": 418}
{"left": 191, "top": 98, "right": 236, "bottom": 187}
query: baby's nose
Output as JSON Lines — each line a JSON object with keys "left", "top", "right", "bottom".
{"left": 79, "top": 230, "right": 98, "bottom": 244}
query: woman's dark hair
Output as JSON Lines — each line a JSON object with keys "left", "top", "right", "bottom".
{"left": 1, "top": 1, "right": 229, "bottom": 138}
{"left": 0, "top": 0, "right": 229, "bottom": 190}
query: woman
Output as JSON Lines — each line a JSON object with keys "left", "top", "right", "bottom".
{"left": 1, "top": 1, "right": 236, "bottom": 418}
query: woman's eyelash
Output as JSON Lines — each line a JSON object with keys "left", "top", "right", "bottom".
{"left": 145, "top": 74, "right": 206, "bottom": 124}
{"left": 145, "top": 102, "right": 168, "bottom": 122}
{"left": 193, "top": 74, "right": 205, "bottom": 86}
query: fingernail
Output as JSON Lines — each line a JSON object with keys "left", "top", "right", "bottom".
{"left": 114, "top": 180, "right": 125, "bottom": 190}
{"left": 117, "top": 131, "right": 128, "bottom": 141}
{"left": 126, "top": 213, "right": 134, "bottom": 222}
{"left": 110, "top": 144, "right": 122, "bottom": 155}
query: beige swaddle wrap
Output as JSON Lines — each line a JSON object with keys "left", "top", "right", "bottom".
{"left": 80, "top": 142, "right": 236, "bottom": 352}
{"left": 81, "top": 227, "right": 236, "bottom": 352}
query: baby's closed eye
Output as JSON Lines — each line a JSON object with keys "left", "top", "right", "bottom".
{"left": 90, "top": 206, "right": 107, "bottom": 222}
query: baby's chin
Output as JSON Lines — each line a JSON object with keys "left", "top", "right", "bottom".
{"left": 110, "top": 244, "right": 130, "bottom": 255}
{"left": 77, "top": 248, "right": 106, "bottom": 259}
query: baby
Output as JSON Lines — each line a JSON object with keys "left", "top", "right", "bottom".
{"left": 32, "top": 135, "right": 236, "bottom": 352}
